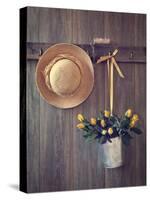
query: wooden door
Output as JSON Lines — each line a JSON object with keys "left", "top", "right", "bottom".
{"left": 20, "top": 7, "right": 146, "bottom": 193}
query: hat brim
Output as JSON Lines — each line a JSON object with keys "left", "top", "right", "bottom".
{"left": 35, "top": 43, "right": 94, "bottom": 109}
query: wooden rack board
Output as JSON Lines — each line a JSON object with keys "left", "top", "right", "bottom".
{"left": 27, "top": 42, "right": 146, "bottom": 64}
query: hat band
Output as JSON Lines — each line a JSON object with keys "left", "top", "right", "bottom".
{"left": 43, "top": 54, "right": 82, "bottom": 97}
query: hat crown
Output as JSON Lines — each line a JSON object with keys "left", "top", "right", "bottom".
{"left": 49, "top": 58, "right": 81, "bottom": 96}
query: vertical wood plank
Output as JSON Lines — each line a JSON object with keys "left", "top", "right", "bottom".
{"left": 104, "top": 12, "right": 123, "bottom": 188}
{"left": 134, "top": 64, "right": 146, "bottom": 185}
{"left": 72, "top": 10, "right": 106, "bottom": 189}
{"left": 119, "top": 64, "right": 136, "bottom": 187}
{"left": 134, "top": 14, "right": 146, "bottom": 186}
{"left": 38, "top": 8, "right": 74, "bottom": 192}
{"left": 103, "top": 12, "right": 139, "bottom": 188}
{"left": 26, "top": 60, "right": 40, "bottom": 192}
{"left": 26, "top": 7, "right": 41, "bottom": 192}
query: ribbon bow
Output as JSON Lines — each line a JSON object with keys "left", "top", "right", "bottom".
{"left": 97, "top": 49, "right": 124, "bottom": 115}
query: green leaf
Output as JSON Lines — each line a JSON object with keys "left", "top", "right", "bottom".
{"left": 83, "top": 135, "right": 88, "bottom": 139}
{"left": 95, "top": 125, "right": 101, "bottom": 132}
{"left": 83, "top": 127, "right": 89, "bottom": 132}
{"left": 130, "top": 127, "right": 142, "bottom": 135}
{"left": 109, "top": 115, "right": 120, "bottom": 128}
{"left": 99, "top": 136, "right": 107, "bottom": 144}
{"left": 83, "top": 131, "right": 91, "bottom": 138}
{"left": 110, "top": 116, "right": 116, "bottom": 123}
{"left": 107, "top": 137, "right": 112, "bottom": 143}
{"left": 88, "top": 125, "right": 95, "bottom": 130}
{"left": 83, "top": 121, "right": 90, "bottom": 126}
{"left": 97, "top": 112, "right": 104, "bottom": 120}
{"left": 85, "top": 134, "right": 96, "bottom": 142}
{"left": 120, "top": 118, "right": 130, "bottom": 129}
{"left": 83, "top": 130, "right": 92, "bottom": 136}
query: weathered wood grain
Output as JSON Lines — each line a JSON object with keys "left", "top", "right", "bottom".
{"left": 21, "top": 7, "right": 146, "bottom": 192}
{"left": 103, "top": 11, "right": 124, "bottom": 188}
{"left": 37, "top": 8, "right": 74, "bottom": 192}
{"left": 26, "top": 7, "right": 41, "bottom": 193}
{"left": 134, "top": 64, "right": 146, "bottom": 186}
{"left": 71, "top": 10, "right": 105, "bottom": 190}
{"left": 26, "top": 61, "right": 40, "bottom": 192}
{"left": 134, "top": 13, "right": 146, "bottom": 186}
{"left": 103, "top": 12, "right": 146, "bottom": 188}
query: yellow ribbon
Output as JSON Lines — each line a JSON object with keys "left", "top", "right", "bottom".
{"left": 97, "top": 49, "right": 124, "bottom": 115}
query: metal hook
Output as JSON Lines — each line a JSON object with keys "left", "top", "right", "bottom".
{"left": 39, "top": 48, "right": 43, "bottom": 57}
{"left": 130, "top": 51, "right": 134, "bottom": 59}
{"left": 90, "top": 42, "right": 95, "bottom": 63}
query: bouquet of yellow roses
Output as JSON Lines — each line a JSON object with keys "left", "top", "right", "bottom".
{"left": 77, "top": 109, "right": 142, "bottom": 145}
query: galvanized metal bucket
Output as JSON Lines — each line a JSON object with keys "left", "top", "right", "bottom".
{"left": 100, "top": 137, "right": 123, "bottom": 168}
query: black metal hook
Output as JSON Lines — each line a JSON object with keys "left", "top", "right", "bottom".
{"left": 39, "top": 48, "right": 43, "bottom": 57}
{"left": 130, "top": 51, "right": 134, "bottom": 59}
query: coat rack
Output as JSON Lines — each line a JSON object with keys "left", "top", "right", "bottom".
{"left": 27, "top": 42, "right": 146, "bottom": 64}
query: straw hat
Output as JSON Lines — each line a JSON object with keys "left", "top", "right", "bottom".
{"left": 35, "top": 43, "right": 94, "bottom": 109}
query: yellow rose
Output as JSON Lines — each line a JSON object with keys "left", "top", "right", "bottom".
{"left": 77, "top": 114, "right": 84, "bottom": 122}
{"left": 125, "top": 109, "right": 132, "bottom": 118}
{"left": 76, "top": 123, "right": 85, "bottom": 129}
{"left": 108, "top": 127, "right": 113, "bottom": 135}
{"left": 132, "top": 114, "right": 139, "bottom": 122}
{"left": 90, "top": 118, "right": 96, "bottom": 125}
{"left": 102, "top": 129, "right": 107, "bottom": 135}
{"left": 104, "top": 110, "right": 110, "bottom": 118}
{"left": 101, "top": 119, "right": 106, "bottom": 127}
{"left": 130, "top": 120, "right": 136, "bottom": 128}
